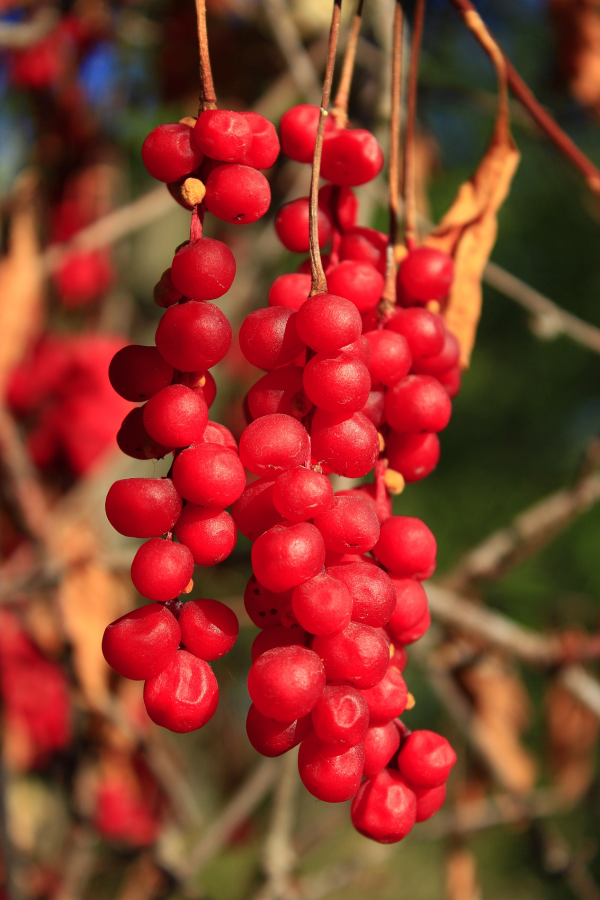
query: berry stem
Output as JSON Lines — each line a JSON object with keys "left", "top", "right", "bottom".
{"left": 331, "top": 0, "right": 365, "bottom": 128}
{"left": 195, "top": 0, "right": 217, "bottom": 113}
{"left": 403, "top": 0, "right": 426, "bottom": 251}
{"left": 190, "top": 205, "right": 204, "bottom": 241}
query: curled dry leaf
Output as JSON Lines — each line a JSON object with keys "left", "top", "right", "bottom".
{"left": 545, "top": 679, "right": 599, "bottom": 802}
{"left": 425, "top": 9, "right": 520, "bottom": 368}
{"left": 446, "top": 846, "right": 481, "bottom": 900}
{"left": 550, "top": 0, "right": 600, "bottom": 116}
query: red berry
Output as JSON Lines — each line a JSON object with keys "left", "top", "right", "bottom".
{"left": 251, "top": 625, "right": 307, "bottom": 662}
{"left": 170, "top": 239, "right": 236, "bottom": 301}
{"left": 318, "top": 184, "right": 359, "bottom": 231}
{"left": 327, "top": 261, "right": 384, "bottom": 313}
{"left": 116, "top": 408, "right": 171, "bottom": 461}
{"left": 108, "top": 345, "right": 174, "bottom": 402}
{"left": 194, "top": 109, "right": 252, "bottom": 162}
{"left": 248, "top": 645, "right": 325, "bottom": 721}
{"left": 351, "top": 768, "right": 416, "bottom": 842}
{"left": 239, "top": 307, "right": 305, "bottom": 370}
{"left": 339, "top": 227, "right": 387, "bottom": 275}
{"left": 55, "top": 251, "right": 114, "bottom": 307}
{"left": 387, "top": 578, "right": 429, "bottom": 634}
{"left": 231, "top": 477, "right": 284, "bottom": 541}
{"left": 438, "top": 365, "right": 461, "bottom": 398}
{"left": 141, "top": 123, "right": 204, "bottom": 183}
{"left": 311, "top": 685, "right": 370, "bottom": 746}
{"left": 200, "top": 421, "right": 238, "bottom": 452}
{"left": 296, "top": 294, "right": 362, "bottom": 352}
{"left": 364, "top": 331, "right": 412, "bottom": 386}
{"left": 239, "top": 414, "right": 310, "bottom": 476}
{"left": 102, "top": 603, "right": 181, "bottom": 680}
{"left": 388, "top": 608, "right": 431, "bottom": 644}
{"left": 327, "top": 562, "right": 396, "bottom": 628}
{"left": 173, "top": 505, "right": 237, "bottom": 566}
{"left": 238, "top": 112, "right": 280, "bottom": 168}
{"left": 244, "top": 576, "right": 291, "bottom": 629}
{"left": 179, "top": 598, "right": 239, "bottom": 661}
{"left": 385, "top": 374, "right": 452, "bottom": 433}
{"left": 143, "top": 384, "right": 208, "bottom": 448}
{"left": 298, "top": 731, "right": 364, "bottom": 802}
{"left": 105, "top": 478, "right": 181, "bottom": 538}
{"left": 279, "top": 104, "right": 339, "bottom": 163}
{"left": 387, "top": 307, "right": 445, "bottom": 361}
{"left": 386, "top": 432, "right": 440, "bottom": 483}
{"left": 252, "top": 522, "right": 326, "bottom": 593}
{"left": 314, "top": 496, "right": 380, "bottom": 555}
{"left": 360, "top": 390, "right": 385, "bottom": 427}
{"left": 411, "top": 330, "right": 460, "bottom": 376}
{"left": 204, "top": 164, "right": 271, "bottom": 224}
{"left": 268, "top": 273, "right": 311, "bottom": 311}
{"left": 143, "top": 650, "right": 218, "bottom": 733}
{"left": 155, "top": 300, "right": 232, "bottom": 371}
{"left": 247, "top": 366, "right": 310, "bottom": 420}
{"left": 362, "top": 722, "right": 402, "bottom": 777}
{"left": 373, "top": 515, "right": 437, "bottom": 579}
{"left": 322, "top": 129, "right": 383, "bottom": 186}
{"left": 312, "top": 622, "right": 389, "bottom": 689}
{"left": 358, "top": 664, "right": 408, "bottom": 723}
{"left": 398, "top": 247, "right": 454, "bottom": 302}
{"left": 303, "top": 353, "right": 371, "bottom": 414}
{"left": 246, "top": 704, "right": 312, "bottom": 757}
{"left": 172, "top": 443, "right": 246, "bottom": 508}
{"left": 414, "top": 783, "right": 447, "bottom": 822}
{"left": 396, "top": 730, "right": 456, "bottom": 789}
{"left": 131, "top": 538, "right": 194, "bottom": 602}
{"left": 272, "top": 466, "right": 334, "bottom": 522}
{"left": 291, "top": 573, "right": 353, "bottom": 636}
{"left": 275, "top": 198, "right": 332, "bottom": 253}
{"left": 311, "top": 409, "right": 379, "bottom": 478}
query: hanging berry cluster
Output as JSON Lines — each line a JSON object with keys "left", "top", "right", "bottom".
{"left": 102, "top": 105, "right": 280, "bottom": 733}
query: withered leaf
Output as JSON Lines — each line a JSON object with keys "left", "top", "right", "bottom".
{"left": 446, "top": 846, "right": 481, "bottom": 900}
{"left": 546, "top": 679, "right": 599, "bottom": 801}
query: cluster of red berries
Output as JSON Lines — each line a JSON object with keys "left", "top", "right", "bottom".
{"left": 235, "top": 104, "right": 456, "bottom": 843}
{"left": 101, "top": 108, "right": 281, "bottom": 733}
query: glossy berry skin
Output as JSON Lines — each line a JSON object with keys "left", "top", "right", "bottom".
{"left": 321, "top": 129, "right": 384, "bottom": 186}
{"left": 251, "top": 522, "right": 326, "bottom": 593}
{"left": 385, "top": 375, "right": 452, "bottom": 434}
{"left": 170, "top": 239, "right": 236, "bottom": 302}
{"left": 398, "top": 247, "right": 454, "bottom": 302}
{"left": 298, "top": 731, "right": 364, "bottom": 802}
{"left": 388, "top": 608, "right": 431, "bottom": 645}
{"left": 438, "top": 366, "right": 461, "bottom": 398}
{"left": 143, "top": 384, "right": 208, "bottom": 448}
{"left": 204, "top": 164, "right": 271, "bottom": 225}
{"left": 232, "top": 478, "right": 284, "bottom": 541}
{"left": 172, "top": 443, "right": 246, "bottom": 508}
{"left": 411, "top": 330, "right": 460, "bottom": 376}
{"left": 116, "top": 408, "right": 171, "bottom": 461}
{"left": 130, "top": 538, "right": 194, "bottom": 603}
{"left": 414, "top": 784, "right": 447, "bottom": 822}
{"left": 396, "top": 730, "right": 456, "bottom": 789}
{"left": 102, "top": 603, "right": 181, "bottom": 680}
{"left": 109, "top": 346, "right": 174, "bottom": 402}
{"left": 303, "top": 353, "right": 370, "bottom": 414}
{"left": 296, "top": 294, "right": 362, "bottom": 352}
{"left": 239, "top": 414, "right": 310, "bottom": 476}
{"left": 387, "top": 578, "right": 429, "bottom": 634}
{"left": 275, "top": 198, "right": 332, "bottom": 253}
{"left": 360, "top": 390, "right": 385, "bottom": 428}
{"left": 387, "top": 307, "right": 445, "bottom": 361}
{"left": 318, "top": 184, "right": 359, "bottom": 231}
{"left": 311, "top": 685, "right": 370, "bottom": 747}
{"left": 373, "top": 516, "right": 437, "bottom": 580}
{"left": 173, "top": 505, "right": 237, "bottom": 566}
{"left": 386, "top": 432, "right": 440, "bottom": 483}
{"left": 268, "top": 273, "right": 311, "bottom": 311}
{"left": 311, "top": 410, "right": 379, "bottom": 478}
{"left": 326, "top": 261, "right": 384, "bottom": 314}
{"left": 291, "top": 573, "right": 353, "bottom": 636}
{"left": 246, "top": 705, "right": 312, "bottom": 757}
{"left": 238, "top": 112, "right": 280, "bottom": 168}
{"left": 239, "top": 307, "right": 304, "bottom": 370}
{"left": 279, "top": 104, "right": 338, "bottom": 163}
{"left": 362, "top": 722, "right": 402, "bottom": 777}
{"left": 244, "top": 576, "right": 291, "bottom": 629}
{"left": 251, "top": 625, "right": 306, "bottom": 662}
{"left": 359, "top": 665, "right": 408, "bottom": 723}
{"left": 364, "top": 331, "right": 412, "bottom": 387}
{"left": 339, "top": 227, "right": 387, "bottom": 275}
{"left": 314, "top": 495, "right": 380, "bottom": 555}
{"left": 272, "top": 466, "right": 334, "bottom": 522}
{"left": 351, "top": 768, "right": 416, "bottom": 843}
{"left": 200, "top": 421, "right": 238, "bottom": 452}
{"left": 155, "top": 300, "right": 232, "bottom": 371}
{"left": 248, "top": 645, "right": 325, "bottom": 721}
{"left": 248, "top": 366, "right": 310, "bottom": 421}
{"left": 144, "top": 650, "right": 218, "bottom": 733}
{"left": 179, "top": 598, "right": 239, "bottom": 661}
{"left": 312, "top": 623, "right": 390, "bottom": 689}
{"left": 194, "top": 109, "right": 252, "bottom": 162}
{"left": 327, "top": 563, "right": 396, "bottom": 628}
{"left": 141, "top": 123, "right": 204, "bottom": 183}
{"left": 105, "top": 478, "right": 182, "bottom": 538}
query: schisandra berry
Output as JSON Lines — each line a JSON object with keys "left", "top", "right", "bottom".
{"left": 117, "top": 408, "right": 171, "bottom": 460}
{"left": 173, "top": 505, "right": 237, "bottom": 566}
{"left": 314, "top": 495, "right": 380, "bottom": 555}
{"left": 239, "top": 307, "right": 304, "bottom": 370}
{"left": 327, "top": 261, "right": 384, "bottom": 314}
{"left": 362, "top": 723, "right": 402, "bottom": 777}
{"left": 384, "top": 374, "right": 452, "bottom": 434}
{"left": 247, "top": 645, "right": 325, "bottom": 721}
{"left": 296, "top": 294, "right": 362, "bottom": 352}
{"left": 155, "top": 300, "right": 232, "bottom": 371}
{"left": 143, "top": 384, "right": 208, "bottom": 448}
{"left": 387, "top": 578, "right": 429, "bottom": 635}
{"left": 318, "top": 184, "right": 359, "bottom": 231}
{"left": 179, "top": 599, "right": 239, "bottom": 661}
{"left": 278, "top": 103, "right": 339, "bottom": 163}
{"left": 359, "top": 664, "right": 408, "bottom": 723}
{"left": 312, "top": 623, "right": 389, "bottom": 689}
{"left": 351, "top": 768, "right": 416, "bottom": 843}
{"left": 172, "top": 443, "right": 245, "bottom": 508}
{"left": 310, "top": 409, "right": 379, "bottom": 478}
{"left": 311, "top": 685, "right": 370, "bottom": 746}
{"left": 364, "top": 331, "right": 412, "bottom": 387}
{"left": 373, "top": 516, "right": 437, "bottom": 579}
{"left": 244, "top": 576, "right": 291, "bottom": 629}
{"left": 268, "top": 273, "right": 311, "bottom": 311}
{"left": 275, "top": 198, "right": 332, "bottom": 253}
{"left": 398, "top": 247, "right": 454, "bottom": 302}
{"left": 193, "top": 109, "right": 252, "bottom": 162}
{"left": 239, "top": 414, "right": 310, "bottom": 476}
{"left": 302, "top": 353, "right": 371, "bottom": 414}
{"left": 170, "top": 239, "right": 236, "bottom": 301}
{"left": 251, "top": 625, "right": 307, "bottom": 662}
{"left": 141, "top": 123, "right": 204, "bottom": 183}
{"left": 411, "top": 330, "right": 460, "bottom": 376}
{"left": 326, "top": 562, "right": 396, "bottom": 628}
{"left": 396, "top": 730, "right": 457, "bottom": 789}
{"left": 251, "top": 522, "right": 326, "bottom": 593}
{"left": 386, "top": 432, "right": 440, "bottom": 483}
{"left": 102, "top": 603, "right": 181, "bottom": 680}
{"left": 143, "top": 649, "right": 218, "bottom": 733}
{"left": 298, "top": 731, "right": 365, "bottom": 802}
{"left": 204, "top": 164, "right": 271, "bottom": 224}
{"left": 108, "top": 345, "right": 174, "bottom": 402}
{"left": 360, "top": 390, "right": 385, "bottom": 427}
{"left": 391, "top": 608, "right": 431, "bottom": 645}
{"left": 154, "top": 267, "right": 182, "bottom": 308}
{"left": 291, "top": 573, "right": 353, "bottom": 636}
{"left": 414, "top": 784, "right": 447, "bottom": 822}
{"left": 247, "top": 366, "right": 310, "bottom": 420}
{"left": 387, "top": 307, "right": 445, "bottom": 361}
{"left": 339, "top": 227, "right": 387, "bottom": 275}
{"left": 246, "top": 704, "right": 312, "bottom": 757}
{"left": 438, "top": 366, "right": 461, "bottom": 398}
{"left": 130, "top": 538, "right": 194, "bottom": 602}
{"left": 231, "top": 477, "right": 284, "bottom": 541}
{"left": 200, "top": 421, "right": 238, "bottom": 451}
{"left": 272, "top": 466, "right": 334, "bottom": 522}
{"left": 238, "top": 112, "right": 280, "bottom": 169}
{"left": 321, "top": 129, "right": 384, "bottom": 186}
{"left": 105, "top": 478, "right": 181, "bottom": 538}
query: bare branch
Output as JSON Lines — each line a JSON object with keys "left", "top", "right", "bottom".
{"left": 262, "top": 0, "right": 323, "bottom": 105}
{"left": 253, "top": 748, "right": 300, "bottom": 900}
{"left": 54, "top": 827, "right": 99, "bottom": 900}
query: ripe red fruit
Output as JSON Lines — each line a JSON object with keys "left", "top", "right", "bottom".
{"left": 291, "top": 573, "right": 353, "bottom": 636}
{"left": 200, "top": 421, "right": 238, "bottom": 451}
{"left": 326, "top": 261, "right": 384, "bottom": 313}
{"left": 321, "top": 129, "right": 384, "bottom": 186}
{"left": 275, "top": 198, "right": 332, "bottom": 253}
{"left": 311, "top": 409, "right": 379, "bottom": 478}
{"left": 105, "top": 478, "right": 182, "bottom": 538}
{"left": 364, "top": 331, "right": 412, "bottom": 386}
{"left": 318, "top": 184, "right": 359, "bottom": 231}
{"left": 373, "top": 516, "right": 437, "bottom": 579}
{"left": 143, "top": 384, "right": 208, "bottom": 448}
{"left": 303, "top": 353, "right": 371, "bottom": 414}
{"left": 386, "top": 432, "right": 440, "bottom": 483}
{"left": 251, "top": 522, "right": 326, "bottom": 593}
{"left": 204, "top": 164, "right": 271, "bottom": 224}
{"left": 362, "top": 722, "right": 402, "bottom": 777}
{"left": 272, "top": 466, "right": 334, "bottom": 522}
{"left": 388, "top": 608, "right": 431, "bottom": 645}
{"left": 314, "top": 495, "right": 380, "bottom": 554}
{"left": 108, "top": 345, "right": 174, "bottom": 402}
{"left": 248, "top": 366, "right": 310, "bottom": 420}
{"left": 155, "top": 300, "right": 232, "bottom": 371}
{"left": 141, "top": 123, "right": 204, "bottom": 182}
{"left": 296, "top": 293, "right": 362, "bottom": 352}
{"left": 414, "top": 783, "right": 447, "bottom": 822}
{"left": 411, "top": 329, "right": 460, "bottom": 376}
{"left": 438, "top": 365, "right": 461, "bottom": 398}
{"left": 248, "top": 645, "right": 325, "bottom": 721}
{"left": 327, "top": 562, "right": 396, "bottom": 628}
{"left": 251, "top": 625, "right": 306, "bottom": 662}
{"left": 116, "top": 408, "right": 171, "bottom": 461}
{"left": 173, "top": 505, "right": 237, "bottom": 566}
{"left": 130, "top": 538, "right": 194, "bottom": 603}
{"left": 179, "top": 598, "right": 239, "bottom": 661}
{"left": 102, "top": 603, "right": 181, "bottom": 680}
{"left": 385, "top": 374, "right": 452, "bottom": 434}
{"left": 398, "top": 247, "right": 454, "bottom": 302}
{"left": 279, "top": 103, "right": 339, "bottom": 163}
{"left": 239, "top": 307, "right": 304, "bottom": 370}
{"left": 268, "top": 273, "right": 311, "bottom": 311}
{"left": 246, "top": 704, "right": 312, "bottom": 756}
{"left": 55, "top": 251, "right": 114, "bottom": 307}
{"left": 387, "top": 578, "right": 429, "bottom": 634}
{"left": 144, "top": 650, "right": 218, "bottom": 733}
{"left": 396, "top": 730, "right": 456, "bottom": 789}
{"left": 311, "top": 685, "right": 370, "bottom": 746}
{"left": 387, "top": 307, "right": 445, "bottom": 360}
{"left": 194, "top": 109, "right": 252, "bottom": 162}
{"left": 298, "top": 731, "right": 365, "bottom": 802}
{"left": 172, "top": 443, "right": 246, "bottom": 508}
{"left": 232, "top": 478, "right": 283, "bottom": 541}
{"left": 351, "top": 768, "right": 416, "bottom": 842}
{"left": 358, "top": 665, "right": 408, "bottom": 723}
{"left": 239, "top": 414, "right": 310, "bottom": 476}
{"left": 244, "top": 576, "right": 291, "bottom": 629}
{"left": 360, "top": 390, "right": 385, "bottom": 427}
{"left": 238, "top": 112, "right": 280, "bottom": 168}
{"left": 339, "top": 227, "right": 387, "bottom": 275}
{"left": 312, "top": 623, "right": 390, "bottom": 689}
{"left": 170, "top": 239, "right": 236, "bottom": 301}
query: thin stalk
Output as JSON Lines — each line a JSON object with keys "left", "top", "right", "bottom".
{"left": 403, "top": 0, "right": 426, "bottom": 249}
{"left": 195, "top": 0, "right": 217, "bottom": 113}
{"left": 331, "top": 0, "right": 365, "bottom": 128}
{"left": 309, "top": 0, "right": 343, "bottom": 296}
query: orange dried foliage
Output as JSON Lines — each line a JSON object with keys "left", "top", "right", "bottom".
{"left": 546, "top": 679, "right": 599, "bottom": 801}
{"left": 425, "top": 9, "right": 520, "bottom": 368}
{"left": 551, "top": 0, "right": 600, "bottom": 116}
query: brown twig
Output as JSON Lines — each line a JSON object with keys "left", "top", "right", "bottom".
{"left": 253, "top": 748, "right": 300, "bottom": 900}
{"left": 0, "top": 406, "right": 50, "bottom": 546}
{"left": 195, "top": 0, "right": 217, "bottom": 112}
{"left": 262, "top": 0, "right": 322, "bottom": 104}
{"left": 331, "top": 0, "right": 365, "bottom": 127}
{"left": 403, "top": 0, "right": 426, "bottom": 249}
{"left": 447, "top": 0, "right": 600, "bottom": 194}
{"left": 309, "top": 0, "right": 343, "bottom": 296}
{"left": 54, "top": 827, "right": 99, "bottom": 900}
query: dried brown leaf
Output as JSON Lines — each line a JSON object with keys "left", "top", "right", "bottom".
{"left": 551, "top": 0, "right": 600, "bottom": 116}
{"left": 446, "top": 846, "right": 481, "bottom": 900}
{"left": 425, "top": 10, "right": 520, "bottom": 368}
{"left": 546, "top": 679, "right": 599, "bottom": 801}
